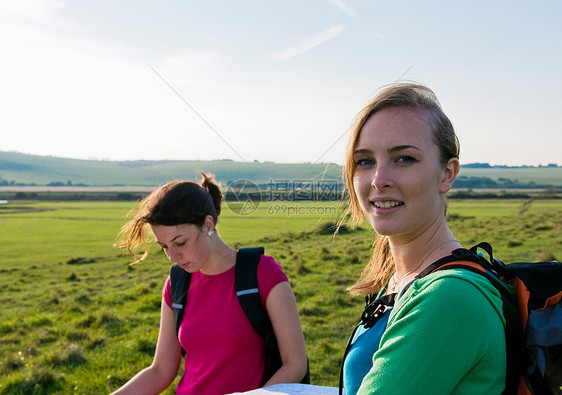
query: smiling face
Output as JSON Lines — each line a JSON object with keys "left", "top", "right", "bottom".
{"left": 352, "top": 106, "right": 458, "bottom": 242}
{"left": 151, "top": 223, "right": 212, "bottom": 273}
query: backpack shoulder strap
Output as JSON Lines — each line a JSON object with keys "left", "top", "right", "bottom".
{"left": 235, "top": 247, "right": 311, "bottom": 385}
{"left": 170, "top": 263, "right": 191, "bottom": 355}
{"left": 417, "top": 247, "right": 494, "bottom": 278}
{"left": 235, "top": 247, "right": 271, "bottom": 339}
{"left": 416, "top": 246, "right": 523, "bottom": 395}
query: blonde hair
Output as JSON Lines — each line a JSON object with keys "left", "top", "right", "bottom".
{"left": 344, "top": 83, "right": 459, "bottom": 295}
{"left": 115, "top": 172, "right": 223, "bottom": 263}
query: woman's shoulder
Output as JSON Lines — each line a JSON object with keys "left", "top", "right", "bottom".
{"left": 256, "top": 254, "right": 289, "bottom": 300}
{"left": 258, "top": 254, "right": 280, "bottom": 268}
{"left": 412, "top": 266, "right": 500, "bottom": 293}
{"left": 257, "top": 254, "right": 288, "bottom": 279}
{"left": 397, "top": 268, "right": 505, "bottom": 320}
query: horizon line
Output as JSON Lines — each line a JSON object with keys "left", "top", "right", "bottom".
{"left": 0, "top": 150, "right": 559, "bottom": 168}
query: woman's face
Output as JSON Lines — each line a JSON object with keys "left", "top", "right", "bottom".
{"left": 352, "top": 106, "right": 457, "bottom": 241}
{"left": 151, "top": 223, "right": 212, "bottom": 273}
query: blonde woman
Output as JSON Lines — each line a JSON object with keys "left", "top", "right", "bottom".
{"left": 341, "top": 83, "right": 506, "bottom": 394}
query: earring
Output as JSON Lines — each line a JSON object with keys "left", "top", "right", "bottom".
{"left": 208, "top": 230, "right": 214, "bottom": 236}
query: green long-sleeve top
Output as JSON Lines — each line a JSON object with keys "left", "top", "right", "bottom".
{"left": 357, "top": 269, "right": 506, "bottom": 395}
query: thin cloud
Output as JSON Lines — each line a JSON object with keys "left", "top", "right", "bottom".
{"left": 0, "top": 0, "right": 78, "bottom": 31}
{"left": 269, "top": 25, "right": 345, "bottom": 63}
{"left": 325, "top": 0, "right": 357, "bottom": 17}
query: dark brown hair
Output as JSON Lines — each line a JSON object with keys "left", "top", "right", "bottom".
{"left": 116, "top": 172, "right": 223, "bottom": 263}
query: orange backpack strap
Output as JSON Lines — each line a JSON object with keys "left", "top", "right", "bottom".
{"left": 515, "top": 278, "right": 531, "bottom": 332}
{"left": 430, "top": 245, "right": 562, "bottom": 394}
{"left": 430, "top": 260, "right": 487, "bottom": 273}
{"left": 415, "top": 249, "right": 524, "bottom": 395}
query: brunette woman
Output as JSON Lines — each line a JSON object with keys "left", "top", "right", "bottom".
{"left": 111, "top": 173, "right": 307, "bottom": 395}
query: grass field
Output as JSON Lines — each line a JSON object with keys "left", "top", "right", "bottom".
{"left": 0, "top": 199, "right": 560, "bottom": 394}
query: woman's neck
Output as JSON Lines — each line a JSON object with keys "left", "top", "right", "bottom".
{"left": 388, "top": 221, "right": 461, "bottom": 290}
{"left": 200, "top": 239, "right": 237, "bottom": 275}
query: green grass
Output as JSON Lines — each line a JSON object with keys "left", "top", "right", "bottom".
{"left": 0, "top": 199, "right": 560, "bottom": 393}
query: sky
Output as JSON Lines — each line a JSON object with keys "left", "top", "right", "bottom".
{"left": 1, "top": 0, "right": 561, "bottom": 166}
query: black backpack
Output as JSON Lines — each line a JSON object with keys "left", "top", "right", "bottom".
{"left": 170, "top": 247, "right": 310, "bottom": 385}
{"left": 340, "top": 243, "right": 562, "bottom": 395}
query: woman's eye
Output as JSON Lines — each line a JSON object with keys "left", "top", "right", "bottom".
{"left": 397, "top": 156, "right": 416, "bottom": 164}
{"left": 356, "top": 158, "right": 374, "bottom": 166}
{"left": 176, "top": 242, "right": 185, "bottom": 247}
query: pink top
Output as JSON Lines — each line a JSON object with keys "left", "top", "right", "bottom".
{"left": 163, "top": 255, "right": 289, "bottom": 395}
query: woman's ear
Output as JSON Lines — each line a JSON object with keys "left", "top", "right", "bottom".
{"left": 204, "top": 214, "right": 215, "bottom": 233}
{"left": 440, "top": 157, "right": 460, "bottom": 193}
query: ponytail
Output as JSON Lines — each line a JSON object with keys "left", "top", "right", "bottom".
{"left": 198, "top": 171, "right": 223, "bottom": 220}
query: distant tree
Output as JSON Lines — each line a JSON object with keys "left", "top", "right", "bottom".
{"left": 453, "top": 176, "right": 498, "bottom": 188}
{"left": 461, "top": 163, "right": 492, "bottom": 168}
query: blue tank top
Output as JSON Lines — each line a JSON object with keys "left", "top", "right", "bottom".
{"left": 342, "top": 308, "right": 392, "bottom": 395}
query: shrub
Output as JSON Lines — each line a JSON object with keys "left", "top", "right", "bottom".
{"left": 536, "top": 251, "right": 557, "bottom": 262}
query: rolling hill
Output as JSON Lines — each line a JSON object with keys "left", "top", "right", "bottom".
{"left": 0, "top": 151, "right": 560, "bottom": 189}
{"left": 0, "top": 151, "right": 342, "bottom": 187}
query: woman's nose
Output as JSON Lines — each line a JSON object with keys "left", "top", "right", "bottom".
{"left": 168, "top": 249, "right": 181, "bottom": 263}
{"left": 371, "top": 166, "right": 392, "bottom": 190}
